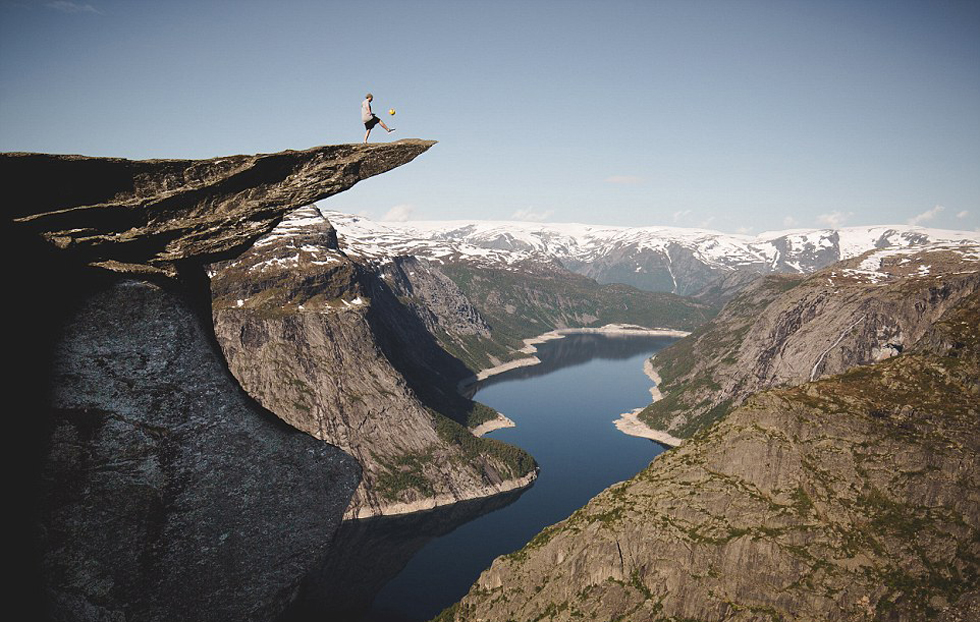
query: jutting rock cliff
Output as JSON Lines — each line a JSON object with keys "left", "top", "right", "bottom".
{"left": 9, "top": 140, "right": 433, "bottom": 622}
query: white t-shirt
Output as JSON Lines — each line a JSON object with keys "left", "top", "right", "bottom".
{"left": 361, "top": 99, "right": 373, "bottom": 122}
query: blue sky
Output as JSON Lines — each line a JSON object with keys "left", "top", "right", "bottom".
{"left": 2, "top": 0, "right": 978, "bottom": 233}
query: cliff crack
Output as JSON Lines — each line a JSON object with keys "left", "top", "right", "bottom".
{"left": 810, "top": 316, "right": 865, "bottom": 381}
{"left": 615, "top": 538, "right": 626, "bottom": 576}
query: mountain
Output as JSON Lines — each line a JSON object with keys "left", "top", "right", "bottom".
{"left": 324, "top": 211, "right": 978, "bottom": 296}
{"left": 638, "top": 241, "right": 980, "bottom": 439}
{"left": 440, "top": 280, "right": 980, "bottom": 622}
{"left": 209, "top": 206, "right": 537, "bottom": 519}
{"left": 10, "top": 140, "right": 433, "bottom": 622}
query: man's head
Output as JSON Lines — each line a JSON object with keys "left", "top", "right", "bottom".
{"left": 365, "top": 93, "right": 373, "bottom": 101}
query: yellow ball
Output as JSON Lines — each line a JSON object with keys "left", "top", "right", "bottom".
{"left": 388, "top": 108, "right": 396, "bottom": 115}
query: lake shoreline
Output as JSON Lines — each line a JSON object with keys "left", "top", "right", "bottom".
{"left": 612, "top": 356, "right": 684, "bottom": 447}
{"left": 346, "top": 469, "right": 539, "bottom": 520}
{"left": 458, "top": 324, "right": 690, "bottom": 391}
{"left": 470, "top": 412, "right": 516, "bottom": 437}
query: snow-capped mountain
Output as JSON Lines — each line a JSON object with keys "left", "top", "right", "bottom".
{"left": 321, "top": 209, "right": 980, "bottom": 296}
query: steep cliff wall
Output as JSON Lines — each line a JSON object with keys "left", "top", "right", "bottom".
{"left": 443, "top": 290, "right": 980, "bottom": 622}
{"left": 8, "top": 140, "right": 433, "bottom": 621}
{"left": 639, "top": 243, "right": 980, "bottom": 438}
{"left": 209, "top": 207, "right": 537, "bottom": 519}
{"left": 42, "top": 276, "right": 359, "bottom": 622}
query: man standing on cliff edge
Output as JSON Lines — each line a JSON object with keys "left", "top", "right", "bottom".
{"left": 361, "top": 93, "right": 394, "bottom": 143}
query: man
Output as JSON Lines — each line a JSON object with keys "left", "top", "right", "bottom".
{"left": 361, "top": 93, "right": 394, "bottom": 143}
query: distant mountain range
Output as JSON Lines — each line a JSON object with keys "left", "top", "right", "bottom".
{"left": 323, "top": 210, "right": 979, "bottom": 296}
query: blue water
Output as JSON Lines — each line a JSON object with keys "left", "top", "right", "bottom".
{"left": 367, "top": 334, "right": 675, "bottom": 621}
{"left": 282, "top": 334, "right": 676, "bottom": 622}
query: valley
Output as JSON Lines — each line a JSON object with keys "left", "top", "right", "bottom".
{"left": 13, "top": 141, "right": 979, "bottom": 622}
{"left": 442, "top": 291, "right": 980, "bottom": 622}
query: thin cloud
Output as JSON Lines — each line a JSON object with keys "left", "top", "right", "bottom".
{"left": 783, "top": 216, "right": 797, "bottom": 228}
{"left": 672, "top": 209, "right": 692, "bottom": 223}
{"left": 381, "top": 204, "right": 415, "bottom": 222}
{"left": 735, "top": 226, "right": 752, "bottom": 235}
{"left": 698, "top": 216, "right": 716, "bottom": 229}
{"left": 907, "top": 205, "right": 945, "bottom": 226}
{"left": 511, "top": 208, "right": 554, "bottom": 222}
{"left": 957, "top": 210, "right": 969, "bottom": 219}
{"left": 816, "top": 211, "right": 853, "bottom": 228}
{"left": 47, "top": 1, "right": 101, "bottom": 13}
{"left": 604, "top": 175, "right": 642, "bottom": 185}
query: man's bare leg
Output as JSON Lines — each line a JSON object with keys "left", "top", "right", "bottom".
{"left": 363, "top": 128, "right": 371, "bottom": 143}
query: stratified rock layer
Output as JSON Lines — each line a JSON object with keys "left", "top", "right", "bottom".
{"left": 442, "top": 290, "right": 980, "bottom": 622}
{"left": 8, "top": 140, "right": 435, "bottom": 276}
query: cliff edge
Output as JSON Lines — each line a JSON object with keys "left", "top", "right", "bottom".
{"left": 8, "top": 140, "right": 434, "bottom": 622}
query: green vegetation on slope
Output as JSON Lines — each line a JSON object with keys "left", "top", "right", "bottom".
{"left": 433, "top": 412, "right": 537, "bottom": 481}
{"left": 439, "top": 261, "right": 715, "bottom": 371}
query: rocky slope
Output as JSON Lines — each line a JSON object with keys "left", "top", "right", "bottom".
{"left": 325, "top": 211, "right": 978, "bottom": 295}
{"left": 9, "top": 140, "right": 433, "bottom": 622}
{"left": 441, "top": 289, "right": 980, "bottom": 622}
{"left": 209, "top": 206, "right": 537, "bottom": 519}
{"left": 639, "top": 242, "right": 980, "bottom": 438}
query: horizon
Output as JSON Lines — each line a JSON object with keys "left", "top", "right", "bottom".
{"left": 2, "top": 0, "right": 978, "bottom": 234}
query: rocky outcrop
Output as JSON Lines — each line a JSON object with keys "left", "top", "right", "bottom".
{"left": 209, "top": 206, "right": 537, "bottom": 519}
{"left": 442, "top": 290, "right": 980, "bottom": 622}
{"left": 9, "top": 140, "right": 434, "bottom": 276}
{"left": 639, "top": 243, "right": 980, "bottom": 438}
{"left": 9, "top": 140, "right": 433, "bottom": 621}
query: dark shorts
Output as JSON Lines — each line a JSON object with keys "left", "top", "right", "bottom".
{"left": 364, "top": 115, "right": 380, "bottom": 130}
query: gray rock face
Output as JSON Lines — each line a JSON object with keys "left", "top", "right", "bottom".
{"left": 640, "top": 244, "right": 980, "bottom": 438}
{"left": 376, "top": 255, "right": 492, "bottom": 342}
{"left": 569, "top": 242, "right": 730, "bottom": 296}
{"left": 209, "top": 207, "right": 537, "bottom": 519}
{"left": 444, "top": 290, "right": 980, "bottom": 622}
{"left": 41, "top": 278, "right": 360, "bottom": 622}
